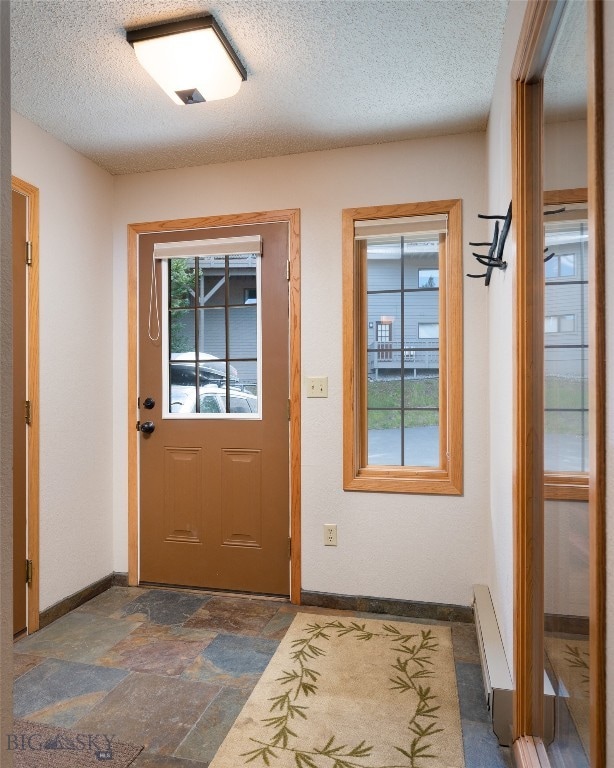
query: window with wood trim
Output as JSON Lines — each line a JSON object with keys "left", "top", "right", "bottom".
{"left": 543, "top": 192, "right": 589, "bottom": 501}
{"left": 342, "top": 199, "right": 463, "bottom": 495}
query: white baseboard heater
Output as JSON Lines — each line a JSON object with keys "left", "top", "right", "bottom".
{"left": 473, "top": 584, "right": 555, "bottom": 746}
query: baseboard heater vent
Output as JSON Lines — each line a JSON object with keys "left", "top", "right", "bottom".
{"left": 473, "top": 584, "right": 555, "bottom": 746}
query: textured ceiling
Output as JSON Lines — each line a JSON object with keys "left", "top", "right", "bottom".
{"left": 11, "top": 0, "right": 509, "bottom": 175}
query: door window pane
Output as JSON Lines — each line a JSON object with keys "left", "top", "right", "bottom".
{"left": 164, "top": 253, "right": 261, "bottom": 418}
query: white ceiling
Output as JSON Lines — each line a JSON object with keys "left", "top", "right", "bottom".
{"left": 10, "top": 0, "right": 509, "bottom": 175}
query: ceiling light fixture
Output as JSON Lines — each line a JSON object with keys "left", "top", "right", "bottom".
{"left": 126, "top": 16, "right": 246, "bottom": 105}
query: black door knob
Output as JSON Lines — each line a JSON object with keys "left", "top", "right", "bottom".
{"left": 140, "top": 421, "right": 155, "bottom": 434}
{"left": 143, "top": 397, "right": 155, "bottom": 410}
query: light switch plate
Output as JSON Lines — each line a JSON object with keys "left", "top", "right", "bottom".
{"left": 306, "top": 376, "right": 328, "bottom": 398}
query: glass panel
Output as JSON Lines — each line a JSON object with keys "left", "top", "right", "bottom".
{"left": 404, "top": 374, "right": 439, "bottom": 409}
{"left": 367, "top": 409, "right": 401, "bottom": 465}
{"left": 366, "top": 293, "right": 401, "bottom": 374}
{"left": 366, "top": 238, "right": 401, "bottom": 289}
{"left": 169, "top": 362, "right": 197, "bottom": 413}
{"left": 198, "top": 255, "right": 225, "bottom": 307}
{"left": 403, "top": 410, "right": 439, "bottom": 467}
{"left": 403, "top": 239, "right": 439, "bottom": 289}
{"left": 543, "top": 1, "right": 589, "bottom": 763}
{"left": 197, "top": 307, "right": 226, "bottom": 359}
{"left": 228, "top": 255, "right": 257, "bottom": 305}
{"left": 418, "top": 268, "right": 439, "bottom": 288}
{"left": 229, "top": 306, "right": 257, "bottom": 358}
{"left": 169, "top": 258, "right": 196, "bottom": 308}
{"left": 367, "top": 379, "right": 401, "bottom": 410}
{"left": 545, "top": 411, "right": 587, "bottom": 473}
{"left": 169, "top": 310, "right": 195, "bottom": 358}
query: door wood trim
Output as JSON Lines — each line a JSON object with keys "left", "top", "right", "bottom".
{"left": 512, "top": 75, "right": 545, "bottom": 739}
{"left": 127, "top": 209, "right": 301, "bottom": 602}
{"left": 512, "top": 0, "right": 606, "bottom": 759}
{"left": 587, "top": 2, "right": 606, "bottom": 764}
{"left": 11, "top": 176, "right": 40, "bottom": 633}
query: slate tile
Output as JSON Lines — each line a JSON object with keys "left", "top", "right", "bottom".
{"left": 456, "top": 662, "right": 490, "bottom": 724}
{"left": 13, "top": 612, "right": 138, "bottom": 664}
{"left": 461, "top": 719, "right": 513, "bottom": 767}
{"left": 14, "top": 657, "right": 129, "bottom": 727}
{"left": 176, "top": 687, "right": 249, "bottom": 763}
{"left": 76, "top": 586, "right": 148, "bottom": 617}
{"left": 13, "top": 652, "right": 43, "bottom": 680}
{"left": 118, "top": 590, "right": 211, "bottom": 626}
{"left": 75, "top": 673, "right": 221, "bottom": 755}
{"left": 98, "top": 625, "right": 215, "bottom": 676}
{"left": 452, "top": 622, "right": 481, "bottom": 664}
{"left": 183, "top": 597, "right": 279, "bottom": 636}
{"left": 182, "top": 633, "right": 278, "bottom": 688}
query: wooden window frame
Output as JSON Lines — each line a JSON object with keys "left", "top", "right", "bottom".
{"left": 544, "top": 188, "right": 589, "bottom": 502}
{"left": 342, "top": 199, "right": 463, "bottom": 495}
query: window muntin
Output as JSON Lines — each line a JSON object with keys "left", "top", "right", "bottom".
{"left": 161, "top": 245, "right": 262, "bottom": 419}
{"left": 343, "top": 200, "right": 463, "bottom": 495}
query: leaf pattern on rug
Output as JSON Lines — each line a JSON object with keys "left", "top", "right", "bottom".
{"left": 241, "top": 620, "right": 445, "bottom": 768}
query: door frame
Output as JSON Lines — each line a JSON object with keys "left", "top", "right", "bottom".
{"left": 511, "top": 1, "right": 605, "bottom": 764}
{"left": 127, "top": 209, "right": 302, "bottom": 602}
{"left": 11, "top": 175, "right": 40, "bottom": 633}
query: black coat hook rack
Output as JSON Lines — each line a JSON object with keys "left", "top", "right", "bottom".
{"left": 467, "top": 201, "right": 512, "bottom": 286}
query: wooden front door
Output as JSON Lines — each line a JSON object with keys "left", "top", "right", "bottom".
{"left": 138, "top": 222, "right": 290, "bottom": 595}
{"left": 12, "top": 189, "right": 27, "bottom": 634}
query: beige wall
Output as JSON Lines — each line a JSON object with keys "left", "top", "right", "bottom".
{"left": 112, "top": 132, "right": 491, "bottom": 606}
{"left": 11, "top": 112, "right": 114, "bottom": 611}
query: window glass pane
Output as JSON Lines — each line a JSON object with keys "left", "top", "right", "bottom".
{"left": 545, "top": 256, "right": 558, "bottom": 279}
{"left": 403, "top": 411, "right": 439, "bottom": 467}
{"left": 545, "top": 411, "right": 588, "bottom": 472}
{"left": 559, "top": 314, "right": 575, "bottom": 333}
{"left": 366, "top": 294, "right": 401, "bottom": 374}
{"left": 418, "top": 323, "right": 439, "bottom": 339}
{"left": 367, "top": 379, "right": 401, "bottom": 409}
{"left": 200, "top": 394, "right": 222, "bottom": 413}
{"left": 229, "top": 306, "right": 257, "bottom": 358}
{"left": 367, "top": 410, "right": 401, "bottom": 465}
{"left": 418, "top": 268, "right": 439, "bottom": 288}
{"left": 366, "top": 238, "right": 401, "bottom": 289}
{"left": 231, "top": 360, "right": 257, "bottom": 393}
{"left": 228, "top": 255, "right": 257, "bottom": 305}
{"left": 404, "top": 242, "right": 439, "bottom": 289}
{"left": 169, "top": 362, "right": 196, "bottom": 413}
{"left": 169, "top": 309, "right": 195, "bottom": 358}
{"left": 198, "top": 307, "right": 226, "bottom": 359}
{"left": 559, "top": 253, "right": 575, "bottom": 277}
{"left": 170, "top": 258, "right": 196, "bottom": 308}
{"left": 404, "top": 374, "right": 439, "bottom": 409}
{"left": 198, "top": 255, "right": 225, "bottom": 307}
{"left": 545, "top": 315, "right": 558, "bottom": 333}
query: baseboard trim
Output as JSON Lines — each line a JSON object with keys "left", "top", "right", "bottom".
{"left": 38, "top": 572, "right": 129, "bottom": 630}
{"left": 544, "top": 612, "right": 589, "bottom": 636}
{"left": 300, "top": 590, "right": 473, "bottom": 623}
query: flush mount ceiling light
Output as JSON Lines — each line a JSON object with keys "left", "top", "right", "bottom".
{"left": 126, "top": 16, "right": 246, "bottom": 105}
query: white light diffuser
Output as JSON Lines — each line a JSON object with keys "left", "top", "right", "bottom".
{"left": 127, "top": 17, "right": 246, "bottom": 105}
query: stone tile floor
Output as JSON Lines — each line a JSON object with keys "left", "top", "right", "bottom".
{"left": 13, "top": 586, "right": 512, "bottom": 767}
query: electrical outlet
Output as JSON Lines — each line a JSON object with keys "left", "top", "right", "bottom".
{"left": 324, "top": 523, "right": 337, "bottom": 546}
{"left": 306, "top": 376, "right": 328, "bottom": 398}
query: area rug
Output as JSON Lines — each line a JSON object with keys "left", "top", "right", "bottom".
{"left": 545, "top": 637, "right": 590, "bottom": 754}
{"left": 10, "top": 719, "right": 142, "bottom": 767}
{"left": 210, "top": 613, "right": 465, "bottom": 768}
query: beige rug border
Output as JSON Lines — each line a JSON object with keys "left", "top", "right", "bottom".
{"left": 210, "top": 611, "right": 465, "bottom": 768}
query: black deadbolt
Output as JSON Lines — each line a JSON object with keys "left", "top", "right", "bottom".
{"left": 143, "top": 397, "right": 155, "bottom": 410}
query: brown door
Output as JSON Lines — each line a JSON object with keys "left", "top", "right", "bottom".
{"left": 138, "top": 222, "right": 290, "bottom": 595}
{"left": 12, "top": 189, "right": 28, "bottom": 635}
